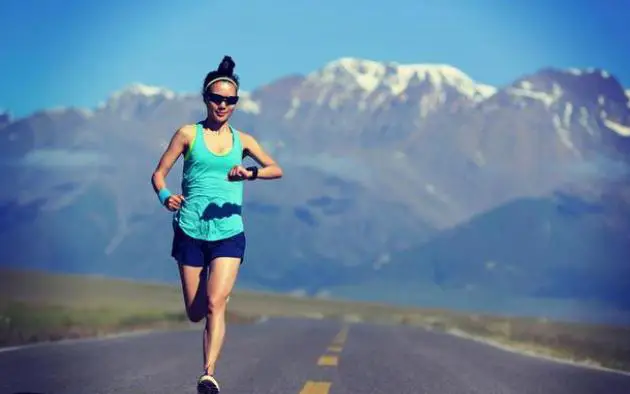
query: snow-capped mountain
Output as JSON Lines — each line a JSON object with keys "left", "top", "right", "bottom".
{"left": 247, "top": 58, "right": 630, "bottom": 226}
{"left": 111, "top": 83, "right": 178, "bottom": 100}
{"left": 5, "top": 57, "right": 629, "bottom": 224}
{"left": 2, "top": 57, "right": 630, "bottom": 318}
{"left": 295, "top": 57, "right": 495, "bottom": 110}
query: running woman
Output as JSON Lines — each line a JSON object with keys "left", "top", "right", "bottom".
{"left": 150, "top": 55, "right": 283, "bottom": 394}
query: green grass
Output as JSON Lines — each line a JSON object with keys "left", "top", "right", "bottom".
{"left": 0, "top": 301, "right": 190, "bottom": 346}
{"left": 398, "top": 311, "right": 630, "bottom": 373}
{"left": 0, "top": 268, "right": 257, "bottom": 347}
{"left": 1, "top": 267, "right": 630, "bottom": 374}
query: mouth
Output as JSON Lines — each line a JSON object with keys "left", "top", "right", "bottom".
{"left": 215, "top": 110, "right": 227, "bottom": 117}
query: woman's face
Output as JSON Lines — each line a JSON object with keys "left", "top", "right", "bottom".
{"left": 206, "top": 81, "right": 239, "bottom": 124}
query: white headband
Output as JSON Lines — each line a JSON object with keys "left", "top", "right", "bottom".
{"left": 205, "top": 76, "right": 238, "bottom": 91}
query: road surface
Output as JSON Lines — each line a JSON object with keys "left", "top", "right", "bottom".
{"left": 1, "top": 317, "right": 629, "bottom": 394}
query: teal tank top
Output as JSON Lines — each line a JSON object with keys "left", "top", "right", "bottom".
{"left": 173, "top": 123, "right": 245, "bottom": 241}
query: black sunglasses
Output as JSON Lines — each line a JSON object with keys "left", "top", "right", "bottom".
{"left": 205, "top": 92, "right": 239, "bottom": 106}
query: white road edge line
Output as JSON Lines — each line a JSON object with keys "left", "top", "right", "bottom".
{"left": 443, "top": 327, "right": 630, "bottom": 378}
{"left": 0, "top": 316, "right": 271, "bottom": 354}
{"left": 0, "top": 327, "right": 193, "bottom": 354}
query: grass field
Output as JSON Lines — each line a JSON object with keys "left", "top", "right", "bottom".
{"left": 1, "top": 268, "right": 629, "bottom": 373}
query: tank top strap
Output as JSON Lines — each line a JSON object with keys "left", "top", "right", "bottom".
{"left": 184, "top": 123, "right": 203, "bottom": 161}
{"left": 228, "top": 124, "right": 243, "bottom": 155}
{"left": 195, "top": 122, "right": 203, "bottom": 142}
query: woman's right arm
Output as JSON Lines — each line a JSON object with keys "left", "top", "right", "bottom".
{"left": 151, "top": 125, "right": 192, "bottom": 210}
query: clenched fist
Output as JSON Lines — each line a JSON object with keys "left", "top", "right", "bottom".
{"left": 227, "top": 165, "right": 252, "bottom": 181}
{"left": 165, "top": 194, "right": 185, "bottom": 211}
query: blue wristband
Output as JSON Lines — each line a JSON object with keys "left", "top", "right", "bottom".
{"left": 157, "top": 188, "right": 172, "bottom": 205}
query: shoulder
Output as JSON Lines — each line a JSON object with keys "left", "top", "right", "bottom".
{"left": 234, "top": 129, "right": 257, "bottom": 148}
{"left": 173, "top": 123, "right": 198, "bottom": 143}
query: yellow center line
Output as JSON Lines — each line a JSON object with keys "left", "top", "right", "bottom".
{"left": 300, "top": 327, "right": 350, "bottom": 393}
{"left": 299, "top": 381, "right": 331, "bottom": 394}
{"left": 330, "top": 325, "right": 349, "bottom": 346}
{"left": 317, "top": 355, "right": 338, "bottom": 366}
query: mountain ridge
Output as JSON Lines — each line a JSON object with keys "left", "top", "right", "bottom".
{"left": 4, "top": 57, "right": 629, "bottom": 122}
{"left": 1, "top": 56, "right": 630, "bottom": 323}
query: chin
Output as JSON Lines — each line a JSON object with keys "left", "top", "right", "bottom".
{"left": 213, "top": 114, "right": 229, "bottom": 123}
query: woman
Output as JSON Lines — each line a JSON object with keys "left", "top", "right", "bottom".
{"left": 150, "top": 55, "right": 283, "bottom": 394}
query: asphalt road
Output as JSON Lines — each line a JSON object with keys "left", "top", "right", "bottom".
{"left": 1, "top": 317, "right": 629, "bottom": 394}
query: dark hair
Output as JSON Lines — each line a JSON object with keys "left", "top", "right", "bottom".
{"left": 202, "top": 56, "right": 240, "bottom": 96}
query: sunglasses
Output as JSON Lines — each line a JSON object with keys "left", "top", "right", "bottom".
{"left": 205, "top": 92, "right": 239, "bottom": 106}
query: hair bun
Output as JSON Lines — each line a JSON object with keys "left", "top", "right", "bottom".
{"left": 217, "top": 56, "right": 235, "bottom": 75}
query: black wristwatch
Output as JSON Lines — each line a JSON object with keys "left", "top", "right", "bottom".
{"left": 247, "top": 166, "right": 258, "bottom": 180}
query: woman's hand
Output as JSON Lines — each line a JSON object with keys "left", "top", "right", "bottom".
{"left": 227, "top": 165, "right": 252, "bottom": 181}
{"left": 165, "top": 194, "right": 185, "bottom": 211}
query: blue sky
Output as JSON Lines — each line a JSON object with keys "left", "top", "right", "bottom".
{"left": 1, "top": 0, "right": 629, "bottom": 118}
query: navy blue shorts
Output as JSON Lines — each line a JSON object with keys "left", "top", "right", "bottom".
{"left": 171, "top": 224, "right": 246, "bottom": 267}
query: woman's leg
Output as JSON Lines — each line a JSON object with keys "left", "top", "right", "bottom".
{"left": 172, "top": 225, "right": 213, "bottom": 385}
{"left": 203, "top": 256, "right": 241, "bottom": 375}
{"left": 177, "top": 264, "right": 208, "bottom": 323}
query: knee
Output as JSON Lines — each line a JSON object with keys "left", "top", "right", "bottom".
{"left": 207, "top": 293, "right": 230, "bottom": 315}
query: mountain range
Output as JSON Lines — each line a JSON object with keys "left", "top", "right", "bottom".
{"left": 2, "top": 57, "right": 630, "bottom": 324}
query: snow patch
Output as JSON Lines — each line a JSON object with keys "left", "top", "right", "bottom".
{"left": 476, "top": 84, "right": 497, "bottom": 98}
{"left": 39, "top": 107, "right": 94, "bottom": 118}
{"left": 578, "top": 107, "right": 593, "bottom": 135}
{"left": 603, "top": 119, "right": 630, "bottom": 137}
{"left": 419, "top": 90, "right": 447, "bottom": 117}
{"left": 308, "top": 57, "right": 496, "bottom": 101}
{"left": 563, "top": 103, "right": 573, "bottom": 128}
{"left": 519, "top": 81, "right": 534, "bottom": 90}
{"left": 111, "top": 83, "right": 176, "bottom": 100}
{"left": 507, "top": 88, "right": 556, "bottom": 107}
{"left": 598, "top": 95, "right": 605, "bottom": 106}
{"left": 506, "top": 82, "right": 563, "bottom": 108}
{"left": 553, "top": 114, "right": 578, "bottom": 154}
{"left": 237, "top": 91, "right": 260, "bottom": 114}
{"left": 284, "top": 97, "right": 301, "bottom": 119}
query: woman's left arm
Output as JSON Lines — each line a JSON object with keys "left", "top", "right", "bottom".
{"left": 242, "top": 132, "right": 283, "bottom": 180}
